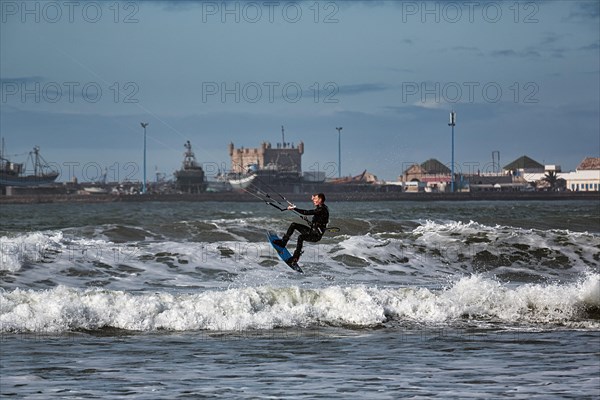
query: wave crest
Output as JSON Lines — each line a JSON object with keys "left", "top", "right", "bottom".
{"left": 2, "top": 274, "right": 598, "bottom": 333}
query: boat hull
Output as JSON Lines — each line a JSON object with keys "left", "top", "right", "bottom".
{"left": 228, "top": 174, "right": 256, "bottom": 190}
{"left": 0, "top": 172, "right": 59, "bottom": 187}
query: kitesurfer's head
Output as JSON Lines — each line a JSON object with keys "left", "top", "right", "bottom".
{"left": 312, "top": 193, "right": 326, "bottom": 205}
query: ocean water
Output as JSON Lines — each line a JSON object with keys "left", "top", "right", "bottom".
{"left": 1, "top": 199, "right": 599, "bottom": 398}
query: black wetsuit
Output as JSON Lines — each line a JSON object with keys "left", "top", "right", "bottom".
{"left": 283, "top": 204, "right": 329, "bottom": 259}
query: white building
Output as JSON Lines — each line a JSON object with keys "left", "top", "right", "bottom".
{"left": 562, "top": 157, "right": 600, "bottom": 192}
{"left": 524, "top": 157, "right": 599, "bottom": 192}
{"left": 562, "top": 170, "right": 599, "bottom": 192}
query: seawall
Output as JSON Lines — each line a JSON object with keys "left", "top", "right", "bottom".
{"left": 0, "top": 191, "right": 598, "bottom": 205}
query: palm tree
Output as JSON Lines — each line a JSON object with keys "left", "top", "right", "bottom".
{"left": 542, "top": 171, "right": 558, "bottom": 191}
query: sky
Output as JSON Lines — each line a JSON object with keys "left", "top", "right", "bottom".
{"left": 1, "top": 0, "right": 599, "bottom": 182}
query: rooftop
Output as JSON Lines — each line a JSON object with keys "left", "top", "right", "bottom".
{"left": 503, "top": 155, "right": 544, "bottom": 171}
{"left": 577, "top": 157, "right": 600, "bottom": 170}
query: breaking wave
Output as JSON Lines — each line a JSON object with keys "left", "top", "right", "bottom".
{"left": 2, "top": 274, "right": 598, "bottom": 334}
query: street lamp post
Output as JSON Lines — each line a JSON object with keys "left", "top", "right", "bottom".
{"left": 335, "top": 127, "right": 342, "bottom": 178}
{"left": 448, "top": 112, "right": 456, "bottom": 192}
{"left": 140, "top": 122, "right": 149, "bottom": 194}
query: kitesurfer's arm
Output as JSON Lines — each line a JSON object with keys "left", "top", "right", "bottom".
{"left": 288, "top": 206, "right": 315, "bottom": 215}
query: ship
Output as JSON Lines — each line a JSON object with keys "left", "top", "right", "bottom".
{"left": 0, "top": 142, "right": 59, "bottom": 187}
{"left": 174, "top": 140, "right": 206, "bottom": 193}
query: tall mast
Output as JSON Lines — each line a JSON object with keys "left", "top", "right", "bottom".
{"left": 33, "top": 146, "right": 40, "bottom": 176}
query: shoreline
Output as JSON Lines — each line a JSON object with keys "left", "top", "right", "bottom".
{"left": 0, "top": 191, "right": 598, "bottom": 204}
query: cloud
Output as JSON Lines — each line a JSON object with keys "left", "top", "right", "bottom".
{"left": 539, "top": 32, "right": 564, "bottom": 47}
{"left": 1, "top": 107, "right": 136, "bottom": 148}
{"left": 337, "top": 83, "right": 392, "bottom": 96}
{"left": 384, "top": 101, "right": 532, "bottom": 126}
{"left": 453, "top": 46, "right": 483, "bottom": 54}
{"left": 490, "top": 49, "right": 541, "bottom": 58}
{"left": 579, "top": 42, "right": 600, "bottom": 51}
{"left": 156, "top": 1, "right": 199, "bottom": 11}
{"left": 490, "top": 32, "right": 580, "bottom": 60}
{"left": 413, "top": 99, "right": 445, "bottom": 110}
{"left": 535, "top": 33, "right": 572, "bottom": 58}
{"left": 387, "top": 67, "right": 416, "bottom": 74}
{"left": 567, "top": 2, "right": 600, "bottom": 21}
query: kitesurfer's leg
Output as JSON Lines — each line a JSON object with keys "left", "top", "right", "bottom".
{"left": 292, "top": 231, "right": 322, "bottom": 262}
{"left": 292, "top": 234, "right": 306, "bottom": 261}
{"left": 275, "top": 223, "right": 308, "bottom": 247}
{"left": 273, "top": 238, "right": 286, "bottom": 247}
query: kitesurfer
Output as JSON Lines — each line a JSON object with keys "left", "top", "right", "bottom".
{"left": 273, "top": 193, "right": 329, "bottom": 263}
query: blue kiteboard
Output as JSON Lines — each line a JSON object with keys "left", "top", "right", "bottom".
{"left": 266, "top": 231, "right": 303, "bottom": 273}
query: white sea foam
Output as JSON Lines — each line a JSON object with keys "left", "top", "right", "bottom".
{"left": 410, "top": 220, "right": 600, "bottom": 273}
{"left": 2, "top": 274, "right": 597, "bottom": 333}
{"left": 334, "top": 234, "right": 392, "bottom": 263}
{"left": 2, "top": 219, "right": 598, "bottom": 296}
{"left": 0, "top": 231, "right": 64, "bottom": 272}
